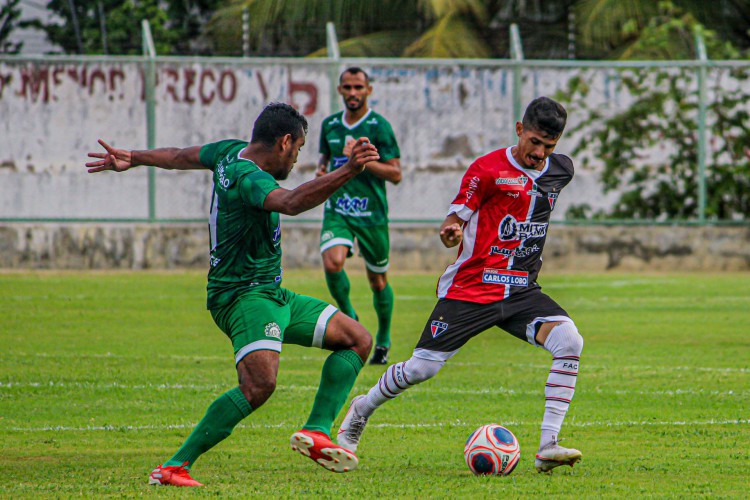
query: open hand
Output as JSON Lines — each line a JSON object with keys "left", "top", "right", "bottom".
{"left": 85, "top": 139, "right": 132, "bottom": 173}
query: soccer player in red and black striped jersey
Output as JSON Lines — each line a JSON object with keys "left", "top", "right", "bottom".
{"left": 337, "top": 97, "right": 585, "bottom": 473}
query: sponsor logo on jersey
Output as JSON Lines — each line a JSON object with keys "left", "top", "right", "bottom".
{"left": 498, "top": 215, "right": 548, "bottom": 241}
{"left": 431, "top": 320, "right": 448, "bottom": 338}
{"left": 210, "top": 255, "right": 221, "bottom": 268}
{"left": 329, "top": 138, "right": 341, "bottom": 144}
{"left": 548, "top": 191, "right": 559, "bottom": 211}
{"left": 329, "top": 117, "right": 341, "bottom": 125}
{"left": 496, "top": 175, "right": 528, "bottom": 186}
{"left": 482, "top": 269, "right": 529, "bottom": 286}
{"left": 335, "top": 194, "right": 371, "bottom": 217}
{"left": 217, "top": 161, "right": 231, "bottom": 189}
{"left": 273, "top": 223, "right": 281, "bottom": 243}
{"left": 321, "top": 230, "right": 334, "bottom": 242}
{"left": 506, "top": 191, "right": 519, "bottom": 198}
{"left": 466, "top": 176, "right": 481, "bottom": 201}
{"left": 527, "top": 184, "right": 544, "bottom": 197}
{"left": 264, "top": 322, "right": 281, "bottom": 339}
{"left": 489, "top": 244, "right": 540, "bottom": 258}
{"left": 366, "top": 117, "right": 378, "bottom": 125}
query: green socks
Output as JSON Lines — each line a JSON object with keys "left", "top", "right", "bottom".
{"left": 325, "top": 270, "right": 358, "bottom": 319}
{"left": 373, "top": 283, "right": 394, "bottom": 347}
{"left": 164, "top": 387, "right": 253, "bottom": 468}
{"left": 303, "top": 349, "right": 364, "bottom": 435}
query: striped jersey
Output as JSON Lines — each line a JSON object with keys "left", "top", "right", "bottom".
{"left": 437, "top": 147, "right": 574, "bottom": 304}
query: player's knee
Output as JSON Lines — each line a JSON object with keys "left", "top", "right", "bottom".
{"left": 324, "top": 260, "right": 345, "bottom": 273}
{"left": 403, "top": 356, "right": 445, "bottom": 384}
{"left": 343, "top": 320, "right": 372, "bottom": 361}
{"left": 368, "top": 275, "right": 386, "bottom": 292}
{"left": 544, "top": 322, "right": 583, "bottom": 357}
{"left": 240, "top": 377, "right": 276, "bottom": 408}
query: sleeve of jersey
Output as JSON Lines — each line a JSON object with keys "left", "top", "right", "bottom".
{"left": 239, "top": 170, "right": 281, "bottom": 210}
{"left": 199, "top": 140, "right": 240, "bottom": 171}
{"left": 446, "top": 161, "right": 489, "bottom": 222}
{"left": 374, "top": 121, "right": 400, "bottom": 161}
{"left": 198, "top": 141, "right": 224, "bottom": 171}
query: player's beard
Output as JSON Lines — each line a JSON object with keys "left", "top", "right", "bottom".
{"left": 345, "top": 98, "right": 364, "bottom": 111}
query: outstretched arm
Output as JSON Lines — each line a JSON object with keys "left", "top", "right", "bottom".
{"left": 264, "top": 138, "right": 380, "bottom": 216}
{"left": 439, "top": 213, "right": 464, "bottom": 248}
{"left": 86, "top": 139, "right": 203, "bottom": 173}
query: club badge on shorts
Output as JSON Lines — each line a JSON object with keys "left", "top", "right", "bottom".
{"left": 430, "top": 320, "right": 448, "bottom": 338}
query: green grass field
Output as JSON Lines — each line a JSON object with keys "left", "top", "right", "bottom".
{"left": 2, "top": 270, "right": 749, "bottom": 498}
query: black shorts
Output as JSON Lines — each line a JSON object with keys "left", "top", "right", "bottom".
{"left": 414, "top": 287, "right": 570, "bottom": 355}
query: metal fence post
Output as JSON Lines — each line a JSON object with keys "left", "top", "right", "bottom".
{"left": 326, "top": 22, "right": 341, "bottom": 114}
{"left": 510, "top": 24, "right": 524, "bottom": 143}
{"left": 695, "top": 29, "right": 708, "bottom": 225}
{"left": 141, "top": 20, "right": 157, "bottom": 222}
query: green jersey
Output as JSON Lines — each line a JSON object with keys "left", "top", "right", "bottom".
{"left": 319, "top": 109, "right": 400, "bottom": 227}
{"left": 199, "top": 139, "right": 283, "bottom": 309}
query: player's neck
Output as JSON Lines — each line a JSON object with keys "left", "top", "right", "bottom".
{"left": 344, "top": 107, "right": 369, "bottom": 125}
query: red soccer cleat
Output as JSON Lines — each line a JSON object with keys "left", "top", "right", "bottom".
{"left": 148, "top": 462, "right": 204, "bottom": 487}
{"left": 290, "top": 429, "right": 359, "bottom": 473}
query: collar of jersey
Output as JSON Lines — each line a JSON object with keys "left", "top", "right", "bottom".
{"left": 342, "top": 108, "right": 373, "bottom": 130}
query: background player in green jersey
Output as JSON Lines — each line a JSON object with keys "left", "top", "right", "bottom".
{"left": 86, "top": 103, "right": 380, "bottom": 486}
{"left": 316, "top": 67, "right": 402, "bottom": 365}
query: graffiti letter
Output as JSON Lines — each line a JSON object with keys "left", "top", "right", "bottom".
{"left": 218, "top": 70, "right": 236, "bottom": 102}
{"left": 183, "top": 68, "right": 196, "bottom": 103}
{"left": 199, "top": 69, "right": 215, "bottom": 105}
{"left": 289, "top": 79, "right": 317, "bottom": 115}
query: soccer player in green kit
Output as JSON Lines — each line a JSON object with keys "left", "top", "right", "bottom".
{"left": 86, "top": 103, "right": 379, "bottom": 486}
{"left": 316, "top": 67, "right": 402, "bottom": 365}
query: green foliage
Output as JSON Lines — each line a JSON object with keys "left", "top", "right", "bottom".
{"left": 29, "top": 0, "right": 222, "bottom": 55}
{"left": 0, "top": 0, "right": 23, "bottom": 54}
{"left": 576, "top": 0, "right": 750, "bottom": 59}
{"left": 1, "top": 270, "right": 749, "bottom": 496}
{"left": 561, "top": 17, "right": 750, "bottom": 221}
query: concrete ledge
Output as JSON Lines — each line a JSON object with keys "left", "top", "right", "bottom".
{"left": 1, "top": 223, "right": 748, "bottom": 271}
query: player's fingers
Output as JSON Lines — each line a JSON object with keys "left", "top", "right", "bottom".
{"left": 84, "top": 159, "right": 105, "bottom": 168}
{"left": 98, "top": 139, "right": 113, "bottom": 152}
{"left": 88, "top": 152, "right": 106, "bottom": 160}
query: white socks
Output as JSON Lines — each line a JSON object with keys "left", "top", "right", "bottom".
{"left": 539, "top": 322, "right": 584, "bottom": 450}
{"left": 358, "top": 356, "right": 445, "bottom": 417}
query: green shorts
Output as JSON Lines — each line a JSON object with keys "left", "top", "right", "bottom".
{"left": 210, "top": 284, "right": 338, "bottom": 365}
{"left": 320, "top": 213, "right": 390, "bottom": 273}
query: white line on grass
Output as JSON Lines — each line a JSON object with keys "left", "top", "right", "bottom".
{"left": 1, "top": 381, "right": 747, "bottom": 398}
{"left": 9, "top": 418, "right": 749, "bottom": 433}
{"left": 8, "top": 352, "right": 750, "bottom": 374}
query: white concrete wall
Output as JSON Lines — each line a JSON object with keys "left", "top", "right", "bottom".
{"left": 1, "top": 59, "right": 745, "bottom": 223}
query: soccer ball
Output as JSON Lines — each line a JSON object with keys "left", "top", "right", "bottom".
{"left": 464, "top": 424, "right": 521, "bottom": 476}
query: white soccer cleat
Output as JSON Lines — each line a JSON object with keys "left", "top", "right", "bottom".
{"left": 337, "top": 395, "right": 369, "bottom": 453}
{"left": 534, "top": 439, "right": 582, "bottom": 473}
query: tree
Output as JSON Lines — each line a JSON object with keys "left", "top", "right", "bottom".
{"left": 0, "top": 0, "right": 24, "bottom": 54}
{"left": 575, "top": 0, "right": 750, "bottom": 59}
{"left": 28, "top": 0, "right": 223, "bottom": 55}
{"left": 560, "top": 7, "right": 750, "bottom": 221}
{"left": 206, "top": 0, "right": 579, "bottom": 58}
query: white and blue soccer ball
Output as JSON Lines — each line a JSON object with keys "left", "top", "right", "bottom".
{"left": 464, "top": 424, "right": 521, "bottom": 476}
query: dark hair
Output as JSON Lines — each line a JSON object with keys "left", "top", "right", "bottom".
{"left": 251, "top": 102, "right": 308, "bottom": 148}
{"left": 522, "top": 97, "right": 567, "bottom": 138}
{"left": 339, "top": 67, "right": 369, "bottom": 84}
